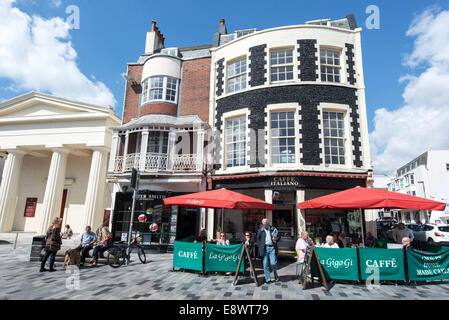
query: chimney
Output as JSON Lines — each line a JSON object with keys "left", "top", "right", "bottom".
{"left": 145, "top": 20, "right": 165, "bottom": 54}
{"left": 213, "top": 18, "right": 228, "bottom": 47}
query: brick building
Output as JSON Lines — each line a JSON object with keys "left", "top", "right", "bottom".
{"left": 107, "top": 21, "right": 211, "bottom": 246}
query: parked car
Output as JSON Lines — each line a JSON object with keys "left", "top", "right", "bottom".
{"left": 413, "top": 224, "right": 449, "bottom": 244}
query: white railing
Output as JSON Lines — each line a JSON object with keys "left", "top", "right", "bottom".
{"left": 123, "top": 153, "right": 140, "bottom": 172}
{"left": 173, "top": 154, "right": 199, "bottom": 172}
{"left": 113, "top": 153, "right": 201, "bottom": 173}
{"left": 114, "top": 156, "right": 124, "bottom": 173}
{"left": 145, "top": 153, "right": 168, "bottom": 171}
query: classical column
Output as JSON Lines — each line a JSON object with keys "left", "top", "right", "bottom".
{"left": 296, "top": 189, "right": 306, "bottom": 235}
{"left": 0, "top": 150, "right": 26, "bottom": 232}
{"left": 167, "top": 128, "right": 177, "bottom": 171}
{"left": 83, "top": 147, "right": 108, "bottom": 229}
{"left": 139, "top": 128, "right": 149, "bottom": 171}
{"left": 196, "top": 130, "right": 205, "bottom": 172}
{"left": 38, "top": 148, "right": 69, "bottom": 235}
{"left": 108, "top": 132, "right": 119, "bottom": 173}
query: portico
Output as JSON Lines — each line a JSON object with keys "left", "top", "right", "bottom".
{"left": 0, "top": 92, "right": 121, "bottom": 234}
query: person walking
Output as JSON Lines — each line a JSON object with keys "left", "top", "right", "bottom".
{"left": 40, "top": 217, "right": 63, "bottom": 272}
{"left": 257, "top": 218, "right": 281, "bottom": 284}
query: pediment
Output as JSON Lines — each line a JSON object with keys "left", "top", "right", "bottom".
{"left": 0, "top": 92, "right": 111, "bottom": 120}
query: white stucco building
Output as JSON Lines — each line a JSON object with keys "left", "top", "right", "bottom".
{"left": 387, "top": 150, "right": 449, "bottom": 224}
{"left": 0, "top": 92, "right": 121, "bottom": 235}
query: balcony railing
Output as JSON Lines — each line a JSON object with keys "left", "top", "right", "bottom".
{"left": 112, "top": 152, "right": 200, "bottom": 173}
{"left": 173, "top": 154, "right": 199, "bottom": 171}
{"left": 123, "top": 153, "right": 140, "bottom": 172}
{"left": 145, "top": 153, "right": 168, "bottom": 171}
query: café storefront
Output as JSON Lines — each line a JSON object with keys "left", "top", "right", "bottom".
{"left": 210, "top": 172, "right": 369, "bottom": 251}
{"left": 109, "top": 176, "right": 206, "bottom": 250}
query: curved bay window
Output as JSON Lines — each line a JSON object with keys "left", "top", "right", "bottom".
{"left": 141, "top": 76, "right": 179, "bottom": 104}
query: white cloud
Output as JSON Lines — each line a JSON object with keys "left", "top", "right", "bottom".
{"left": 0, "top": 0, "right": 116, "bottom": 108}
{"left": 49, "top": 0, "right": 62, "bottom": 8}
{"left": 370, "top": 6, "right": 449, "bottom": 174}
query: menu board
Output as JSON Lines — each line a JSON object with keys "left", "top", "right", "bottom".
{"left": 169, "top": 206, "right": 178, "bottom": 244}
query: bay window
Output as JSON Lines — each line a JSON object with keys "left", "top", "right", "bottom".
{"left": 141, "top": 76, "right": 179, "bottom": 104}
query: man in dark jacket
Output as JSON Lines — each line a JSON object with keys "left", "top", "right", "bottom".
{"left": 257, "top": 218, "right": 280, "bottom": 283}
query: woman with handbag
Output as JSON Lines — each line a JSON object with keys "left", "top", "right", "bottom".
{"left": 40, "top": 217, "right": 63, "bottom": 272}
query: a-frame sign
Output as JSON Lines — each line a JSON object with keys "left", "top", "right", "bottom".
{"left": 300, "top": 247, "right": 329, "bottom": 290}
{"left": 233, "top": 244, "right": 259, "bottom": 286}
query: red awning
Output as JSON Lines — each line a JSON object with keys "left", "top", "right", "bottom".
{"left": 298, "top": 187, "right": 446, "bottom": 211}
{"left": 163, "top": 188, "right": 274, "bottom": 210}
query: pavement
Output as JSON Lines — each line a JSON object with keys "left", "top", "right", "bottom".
{"left": 2, "top": 239, "right": 449, "bottom": 300}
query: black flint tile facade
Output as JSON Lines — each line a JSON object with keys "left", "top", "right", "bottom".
{"left": 215, "top": 84, "right": 363, "bottom": 170}
{"left": 345, "top": 43, "right": 356, "bottom": 85}
{"left": 297, "top": 40, "right": 318, "bottom": 81}
{"left": 216, "top": 58, "right": 225, "bottom": 97}
{"left": 249, "top": 44, "right": 267, "bottom": 87}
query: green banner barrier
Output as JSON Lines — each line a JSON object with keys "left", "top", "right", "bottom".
{"left": 205, "top": 243, "right": 244, "bottom": 272}
{"left": 407, "top": 249, "right": 449, "bottom": 281}
{"left": 173, "top": 241, "right": 203, "bottom": 271}
{"left": 411, "top": 241, "right": 449, "bottom": 254}
{"left": 311, "top": 248, "right": 359, "bottom": 281}
{"left": 359, "top": 248, "right": 405, "bottom": 281}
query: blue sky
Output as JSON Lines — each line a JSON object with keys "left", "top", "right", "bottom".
{"left": 1, "top": 0, "right": 449, "bottom": 173}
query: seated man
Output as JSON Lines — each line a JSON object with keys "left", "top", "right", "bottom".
{"left": 75, "top": 226, "right": 97, "bottom": 265}
{"left": 402, "top": 236, "right": 411, "bottom": 249}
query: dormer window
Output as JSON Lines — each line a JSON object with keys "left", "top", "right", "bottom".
{"left": 141, "top": 76, "right": 179, "bottom": 104}
{"left": 161, "top": 48, "right": 178, "bottom": 57}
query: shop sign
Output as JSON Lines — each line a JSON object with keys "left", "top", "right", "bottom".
{"left": 205, "top": 243, "right": 244, "bottom": 272}
{"left": 407, "top": 249, "right": 449, "bottom": 281}
{"left": 359, "top": 248, "right": 405, "bottom": 281}
{"left": 269, "top": 177, "right": 300, "bottom": 190}
{"left": 136, "top": 192, "right": 166, "bottom": 201}
{"left": 312, "top": 248, "right": 359, "bottom": 281}
{"left": 173, "top": 241, "right": 203, "bottom": 271}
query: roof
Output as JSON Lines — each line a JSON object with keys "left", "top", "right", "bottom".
{"left": 114, "top": 114, "right": 207, "bottom": 130}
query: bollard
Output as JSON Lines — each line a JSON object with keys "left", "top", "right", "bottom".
{"left": 13, "top": 232, "right": 18, "bottom": 250}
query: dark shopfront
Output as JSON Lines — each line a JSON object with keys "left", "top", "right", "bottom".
{"left": 111, "top": 190, "right": 200, "bottom": 249}
{"left": 213, "top": 173, "right": 367, "bottom": 250}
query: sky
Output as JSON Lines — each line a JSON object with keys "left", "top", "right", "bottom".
{"left": 1, "top": 0, "right": 449, "bottom": 175}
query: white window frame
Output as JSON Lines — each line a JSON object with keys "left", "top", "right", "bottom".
{"left": 270, "top": 47, "right": 295, "bottom": 83}
{"left": 267, "top": 103, "right": 300, "bottom": 168}
{"left": 319, "top": 104, "right": 350, "bottom": 169}
{"left": 319, "top": 47, "right": 342, "bottom": 83}
{"left": 221, "top": 109, "right": 250, "bottom": 172}
{"left": 141, "top": 76, "right": 179, "bottom": 105}
{"left": 226, "top": 56, "right": 247, "bottom": 94}
{"left": 224, "top": 116, "right": 247, "bottom": 168}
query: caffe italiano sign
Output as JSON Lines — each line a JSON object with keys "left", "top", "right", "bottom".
{"left": 269, "top": 177, "right": 300, "bottom": 190}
